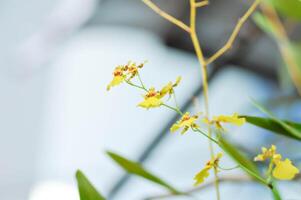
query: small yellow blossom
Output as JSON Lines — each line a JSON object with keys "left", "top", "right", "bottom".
{"left": 107, "top": 66, "right": 126, "bottom": 91}
{"left": 107, "top": 61, "right": 146, "bottom": 91}
{"left": 254, "top": 145, "right": 278, "bottom": 162}
{"left": 254, "top": 145, "right": 299, "bottom": 180}
{"left": 138, "top": 88, "right": 163, "bottom": 109}
{"left": 159, "top": 76, "right": 182, "bottom": 98}
{"left": 273, "top": 159, "right": 300, "bottom": 180}
{"left": 170, "top": 112, "right": 199, "bottom": 134}
{"left": 204, "top": 113, "right": 245, "bottom": 130}
{"left": 194, "top": 153, "right": 223, "bottom": 186}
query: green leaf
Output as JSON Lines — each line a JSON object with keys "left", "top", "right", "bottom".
{"left": 269, "top": 0, "right": 301, "bottom": 20}
{"left": 76, "top": 170, "right": 106, "bottom": 200}
{"left": 250, "top": 99, "right": 301, "bottom": 140}
{"left": 287, "top": 42, "right": 301, "bottom": 73}
{"left": 107, "top": 151, "right": 180, "bottom": 194}
{"left": 253, "top": 12, "right": 276, "bottom": 37}
{"left": 219, "top": 137, "right": 267, "bottom": 185}
{"left": 242, "top": 115, "right": 301, "bottom": 140}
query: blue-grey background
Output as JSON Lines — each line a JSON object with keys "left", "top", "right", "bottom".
{"left": 0, "top": 0, "right": 300, "bottom": 199}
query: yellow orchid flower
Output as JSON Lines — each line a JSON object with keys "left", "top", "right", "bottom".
{"left": 159, "top": 76, "right": 182, "bottom": 98}
{"left": 107, "top": 61, "right": 146, "bottom": 91}
{"left": 254, "top": 145, "right": 278, "bottom": 162}
{"left": 170, "top": 112, "right": 199, "bottom": 134}
{"left": 138, "top": 88, "right": 163, "bottom": 109}
{"left": 107, "top": 66, "right": 126, "bottom": 91}
{"left": 194, "top": 153, "right": 223, "bottom": 186}
{"left": 254, "top": 145, "right": 299, "bottom": 180}
{"left": 204, "top": 113, "right": 245, "bottom": 130}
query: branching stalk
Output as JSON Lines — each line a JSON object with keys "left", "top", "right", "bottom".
{"left": 206, "top": 0, "right": 261, "bottom": 64}
{"left": 141, "top": 0, "right": 191, "bottom": 33}
{"left": 195, "top": 0, "right": 209, "bottom": 8}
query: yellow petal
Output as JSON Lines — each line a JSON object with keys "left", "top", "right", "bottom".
{"left": 180, "top": 126, "right": 189, "bottom": 134}
{"left": 159, "top": 82, "right": 173, "bottom": 98}
{"left": 194, "top": 166, "right": 211, "bottom": 186}
{"left": 173, "top": 76, "right": 182, "bottom": 87}
{"left": 138, "top": 97, "right": 162, "bottom": 109}
{"left": 170, "top": 124, "right": 180, "bottom": 133}
{"left": 213, "top": 113, "right": 246, "bottom": 126}
{"left": 254, "top": 154, "right": 264, "bottom": 162}
{"left": 273, "top": 159, "right": 299, "bottom": 180}
{"left": 180, "top": 117, "right": 197, "bottom": 127}
{"left": 107, "top": 76, "right": 125, "bottom": 91}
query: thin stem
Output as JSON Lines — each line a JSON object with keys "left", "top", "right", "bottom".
{"left": 206, "top": 0, "right": 261, "bottom": 65}
{"left": 217, "top": 165, "right": 240, "bottom": 171}
{"left": 126, "top": 80, "right": 147, "bottom": 91}
{"left": 266, "top": 160, "right": 274, "bottom": 183}
{"left": 141, "top": 0, "right": 191, "bottom": 33}
{"left": 137, "top": 72, "right": 147, "bottom": 90}
{"left": 189, "top": 1, "right": 220, "bottom": 199}
{"left": 192, "top": 127, "right": 219, "bottom": 146}
{"left": 162, "top": 103, "right": 183, "bottom": 115}
{"left": 172, "top": 92, "right": 180, "bottom": 110}
{"left": 195, "top": 0, "right": 209, "bottom": 8}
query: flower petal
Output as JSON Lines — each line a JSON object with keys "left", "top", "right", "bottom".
{"left": 107, "top": 76, "right": 125, "bottom": 91}
{"left": 138, "top": 97, "right": 162, "bottom": 109}
{"left": 194, "top": 166, "right": 211, "bottom": 186}
{"left": 273, "top": 159, "right": 299, "bottom": 180}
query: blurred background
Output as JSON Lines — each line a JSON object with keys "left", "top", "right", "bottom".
{"left": 1, "top": 0, "right": 300, "bottom": 199}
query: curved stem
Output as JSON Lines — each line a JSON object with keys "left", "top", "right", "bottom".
{"left": 126, "top": 80, "right": 147, "bottom": 91}
{"left": 162, "top": 103, "right": 183, "bottom": 115}
{"left": 141, "top": 0, "right": 191, "bottom": 33}
{"left": 217, "top": 165, "right": 240, "bottom": 171}
{"left": 206, "top": 0, "right": 261, "bottom": 65}
{"left": 192, "top": 127, "right": 219, "bottom": 145}
{"left": 137, "top": 72, "right": 147, "bottom": 90}
{"left": 195, "top": 0, "right": 209, "bottom": 8}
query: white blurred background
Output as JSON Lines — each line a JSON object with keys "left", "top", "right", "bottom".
{"left": 0, "top": 0, "right": 300, "bottom": 200}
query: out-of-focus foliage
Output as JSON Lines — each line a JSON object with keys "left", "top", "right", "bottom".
{"left": 269, "top": 0, "right": 301, "bottom": 20}
{"left": 250, "top": 100, "right": 301, "bottom": 140}
{"left": 219, "top": 138, "right": 265, "bottom": 183}
{"left": 107, "top": 151, "right": 180, "bottom": 194}
{"left": 243, "top": 115, "right": 301, "bottom": 140}
{"left": 76, "top": 170, "right": 106, "bottom": 200}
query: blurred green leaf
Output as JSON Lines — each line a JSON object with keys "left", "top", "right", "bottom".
{"left": 219, "top": 137, "right": 267, "bottom": 185}
{"left": 242, "top": 115, "right": 301, "bottom": 140}
{"left": 76, "top": 170, "right": 106, "bottom": 200}
{"left": 269, "top": 0, "right": 301, "bottom": 20}
{"left": 253, "top": 12, "right": 276, "bottom": 36}
{"left": 287, "top": 42, "right": 301, "bottom": 71}
{"left": 251, "top": 99, "right": 301, "bottom": 140}
{"left": 107, "top": 151, "right": 180, "bottom": 194}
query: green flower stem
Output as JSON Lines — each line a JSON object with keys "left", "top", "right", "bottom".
{"left": 126, "top": 80, "right": 147, "bottom": 91}
{"left": 172, "top": 92, "right": 181, "bottom": 110}
{"left": 217, "top": 165, "right": 240, "bottom": 171}
{"left": 192, "top": 127, "right": 219, "bottom": 145}
{"left": 137, "top": 72, "right": 147, "bottom": 90}
{"left": 162, "top": 103, "right": 183, "bottom": 115}
{"left": 237, "top": 163, "right": 269, "bottom": 186}
{"left": 267, "top": 160, "right": 274, "bottom": 183}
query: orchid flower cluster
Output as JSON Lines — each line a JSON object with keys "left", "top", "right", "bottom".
{"left": 107, "top": 61, "right": 300, "bottom": 187}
